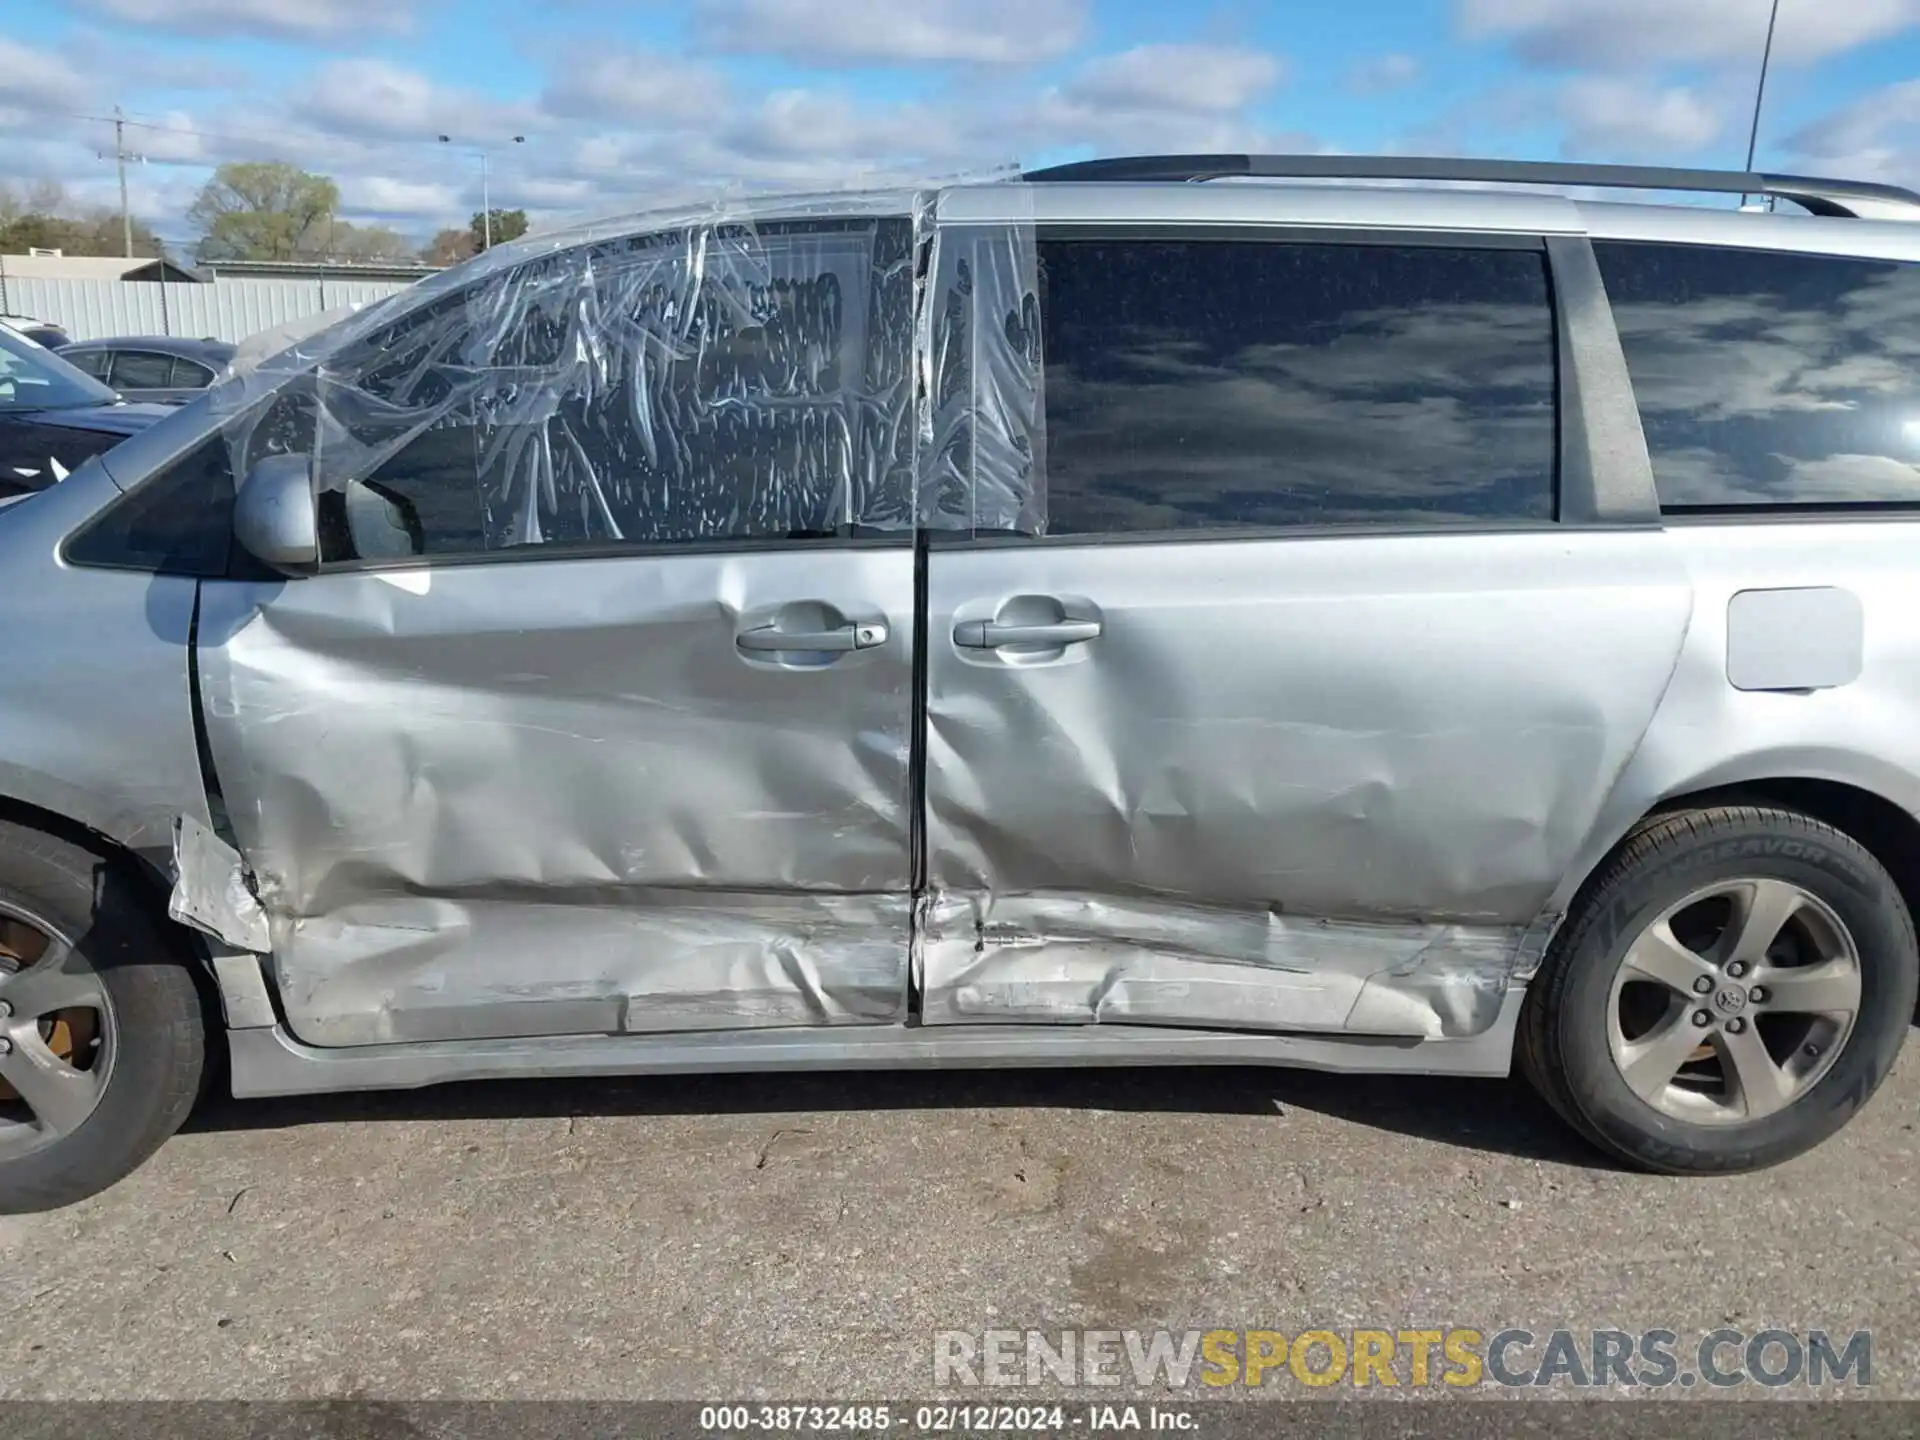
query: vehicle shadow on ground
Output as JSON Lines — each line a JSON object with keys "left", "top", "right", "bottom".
{"left": 185, "top": 1061, "right": 1613, "bottom": 1169}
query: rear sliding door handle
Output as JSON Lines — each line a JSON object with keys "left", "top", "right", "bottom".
{"left": 737, "top": 621, "right": 888, "bottom": 653}
{"left": 953, "top": 618, "right": 1103, "bottom": 649}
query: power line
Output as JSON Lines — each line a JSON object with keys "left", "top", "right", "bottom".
{"left": 34, "top": 106, "right": 521, "bottom": 158}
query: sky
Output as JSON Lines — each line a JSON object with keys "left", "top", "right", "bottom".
{"left": 3, "top": 0, "right": 1920, "bottom": 250}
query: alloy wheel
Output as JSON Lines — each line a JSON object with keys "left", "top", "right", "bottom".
{"left": 1606, "top": 878, "right": 1862, "bottom": 1126}
{"left": 0, "top": 906, "right": 113, "bottom": 1159}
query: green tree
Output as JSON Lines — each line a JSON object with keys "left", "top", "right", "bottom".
{"left": 468, "top": 208, "right": 528, "bottom": 252}
{"left": 327, "top": 221, "right": 417, "bottom": 263}
{"left": 188, "top": 162, "right": 340, "bottom": 262}
{"left": 0, "top": 181, "right": 164, "bottom": 258}
{"left": 424, "top": 226, "right": 476, "bottom": 267}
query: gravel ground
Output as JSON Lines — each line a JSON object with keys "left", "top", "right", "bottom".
{"left": 0, "top": 1036, "right": 1914, "bottom": 1401}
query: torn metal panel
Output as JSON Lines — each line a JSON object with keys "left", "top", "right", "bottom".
{"left": 209, "top": 950, "right": 279, "bottom": 1030}
{"left": 276, "top": 892, "right": 911, "bottom": 1047}
{"left": 918, "top": 890, "right": 1525, "bottom": 1038}
{"left": 168, "top": 814, "right": 269, "bottom": 953}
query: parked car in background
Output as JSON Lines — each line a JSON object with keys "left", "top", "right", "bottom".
{"left": 2, "top": 154, "right": 1919, "bottom": 1213}
{"left": 58, "top": 336, "right": 236, "bottom": 406}
{"left": 0, "top": 324, "right": 168, "bottom": 497}
{"left": 0, "top": 315, "right": 71, "bottom": 349}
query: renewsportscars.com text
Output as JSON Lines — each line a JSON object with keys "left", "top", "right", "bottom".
{"left": 934, "top": 1327, "right": 1871, "bottom": 1390}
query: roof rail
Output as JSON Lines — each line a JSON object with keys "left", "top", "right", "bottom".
{"left": 1019, "top": 154, "right": 1920, "bottom": 220}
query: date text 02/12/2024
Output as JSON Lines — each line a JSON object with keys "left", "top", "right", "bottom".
{"left": 698, "top": 1405, "right": 1192, "bottom": 1433}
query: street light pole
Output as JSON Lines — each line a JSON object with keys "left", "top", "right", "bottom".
{"left": 438, "top": 134, "right": 525, "bottom": 252}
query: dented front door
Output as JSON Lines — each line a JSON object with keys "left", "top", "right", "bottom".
{"left": 196, "top": 549, "right": 916, "bottom": 1046}
{"left": 189, "top": 211, "right": 923, "bottom": 1048}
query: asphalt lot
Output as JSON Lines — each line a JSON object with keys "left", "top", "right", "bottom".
{"left": 1, "top": 1033, "right": 1915, "bottom": 1401}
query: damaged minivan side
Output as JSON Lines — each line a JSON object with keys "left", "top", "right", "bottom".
{"left": 2, "top": 156, "right": 1919, "bottom": 1211}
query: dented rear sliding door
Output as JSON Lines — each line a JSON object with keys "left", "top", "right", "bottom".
{"left": 918, "top": 223, "right": 1692, "bottom": 1038}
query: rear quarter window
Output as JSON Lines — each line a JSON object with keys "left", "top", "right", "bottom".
{"left": 170, "top": 357, "right": 217, "bottom": 389}
{"left": 1595, "top": 240, "right": 1920, "bottom": 511}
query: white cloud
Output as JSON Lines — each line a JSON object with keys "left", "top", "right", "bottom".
{"left": 1064, "top": 44, "right": 1283, "bottom": 116}
{"left": 541, "top": 48, "right": 729, "bottom": 124}
{"left": 1556, "top": 77, "right": 1725, "bottom": 158}
{"left": 1461, "top": 0, "right": 1920, "bottom": 69}
{"left": 0, "top": 36, "right": 94, "bottom": 110}
{"left": 1785, "top": 80, "right": 1920, "bottom": 185}
{"left": 125, "top": 112, "right": 211, "bottom": 165}
{"left": 70, "top": 0, "right": 416, "bottom": 40}
{"left": 1348, "top": 53, "right": 1421, "bottom": 94}
{"left": 1009, "top": 43, "right": 1293, "bottom": 155}
{"left": 2, "top": 10, "right": 1308, "bottom": 253}
{"left": 696, "top": 0, "right": 1088, "bottom": 65}
{"left": 722, "top": 89, "right": 920, "bottom": 159}
{"left": 294, "top": 58, "right": 532, "bottom": 142}
{"left": 345, "top": 175, "right": 461, "bottom": 220}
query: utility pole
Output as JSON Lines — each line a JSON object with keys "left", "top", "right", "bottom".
{"left": 99, "top": 106, "right": 145, "bottom": 257}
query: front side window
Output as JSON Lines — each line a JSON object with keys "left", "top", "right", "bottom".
{"left": 0, "top": 326, "right": 117, "bottom": 412}
{"left": 1596, "top": 240, "right": 1920, "bottom": 510}
{"left": 1035, "top": 239, "right": 1558, "bottom": 534}
{"left": 261, "top": 216, "right": 916, "bottom": 564}
{"left": 66, "top": 349, "right": 113, "bottom": 380}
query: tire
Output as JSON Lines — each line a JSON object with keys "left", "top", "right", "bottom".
{"left": 0, "top": 821, "right": 204, "bottom": 1213}
{"left": 1519, "top": 805, "right": 1918, "bottom": 1175}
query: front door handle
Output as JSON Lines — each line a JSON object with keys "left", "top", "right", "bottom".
{"left": 953, "top": 618, "right": 1103, "bottom": 649}
{"left": 737, "top": 621, "right": 888, "bottom": 653}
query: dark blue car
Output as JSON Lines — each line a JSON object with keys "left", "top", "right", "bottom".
{"left": 0, "top": 324, "right": 169, "bottom": 498}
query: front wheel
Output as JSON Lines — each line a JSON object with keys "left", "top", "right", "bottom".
{"left": 1519, "top": 805, "right": 1918, "bottom": 1175}
{"left": 0, "top": 822, "right": 205, "bottom": 1212}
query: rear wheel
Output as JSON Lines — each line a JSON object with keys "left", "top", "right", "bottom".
{"left": 0, "top": 822, "right": 204, "bottom": 1212}
{"left": 1520, "top": 805, "right": 1917, "bottom": 1174}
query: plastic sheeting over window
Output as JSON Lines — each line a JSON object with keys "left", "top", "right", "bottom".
{"left": 209, "top": 193, "right": 935, "bottom": 559}
{"left": 919, "top": 224, "right": 1047, "bottom": 535}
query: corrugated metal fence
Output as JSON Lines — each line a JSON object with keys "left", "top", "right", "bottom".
{"left": 0, "top": 275, "right": 415, "bottom": 342}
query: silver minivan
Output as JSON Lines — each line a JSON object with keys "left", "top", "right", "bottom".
{"left": 4, "top": 155, "right": 1918, "bottom": 1210}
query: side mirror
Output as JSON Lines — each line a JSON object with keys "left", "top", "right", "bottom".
{"left": 234, "top": 453, "right": 318, "bottom": 573}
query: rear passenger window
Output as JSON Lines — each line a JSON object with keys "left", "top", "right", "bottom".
{"left": 1036, "top": 240, "right": 1558, "bottom": 534}
{"left": 1596, "top": 241, "right": 1920, "bottom": 510}
{"left": 109, "top": 351, "right": 174, "bottom": 391}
